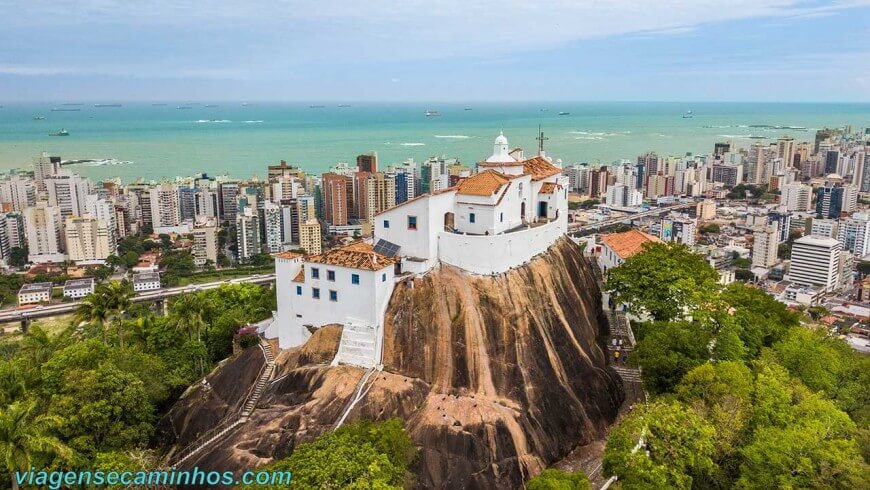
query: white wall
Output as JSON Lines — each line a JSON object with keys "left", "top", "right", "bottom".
{"left": 374, "top": 190, "right": 456, "bottom": 268}
{"left": 438, "top": 217, "right": 565, "bottom": 275}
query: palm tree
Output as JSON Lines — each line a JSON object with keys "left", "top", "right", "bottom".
{"left": 169, "top": 293, "right": 213, "bottom": 342}
{"left": 74, "top": 288, "right": 112, "bottom": 345}
{"left": 0, "top": 400, "right": 72, "bottom": 490}
{"left": 103, "top": 282, "right": 134, "bottom": 348}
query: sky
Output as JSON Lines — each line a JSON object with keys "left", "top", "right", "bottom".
{"left": 1, "top": 0, "right": 869, "bottom": 102}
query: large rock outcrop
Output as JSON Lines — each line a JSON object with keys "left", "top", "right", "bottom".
{"left": 159, "top": 238, "right": 624, "bottom": 488}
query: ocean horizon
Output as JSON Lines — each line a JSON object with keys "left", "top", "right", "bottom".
{"left": 1, "top": 101, "right": 868, "bottom": 183}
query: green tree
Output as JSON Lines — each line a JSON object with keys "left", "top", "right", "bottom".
{"left": 8, "top": 247, "right": 27, "bottom": 268}
{"left": 632, "top": 321, "right": 711, "bottom": 394}
{"left": 0, "top": 399, "right": 72, "bottom": 490}
{"left": 606, "top": 243, "right": 720, "bottom": 322}
{"left": 74, "top": 289, "right": 113, "bottom": 345}
{"left": 239, "top": 419, "right": 417, "bottom": 490}
{"left": 603, "top": 400, "right": 717, "bottom": 489}
{"left": 527, "top": 468, "right": 590, "bottom": 490}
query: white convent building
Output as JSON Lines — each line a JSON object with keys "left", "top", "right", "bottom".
{"left": 264, "top": 133, "right": 569, "bottom": 367}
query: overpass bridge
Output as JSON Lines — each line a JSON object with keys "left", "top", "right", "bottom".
{"left": 568, "top": 202, "right": 695, "bottom": 235}
{"left": 0, "top": 274, "right": 276, "bottom": 331}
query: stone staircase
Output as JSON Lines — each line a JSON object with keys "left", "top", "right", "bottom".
{"left": 611, "top": 365, "right": 642, "bottom": 383}
{"left": 332, "top": 322, "right": 378, "bottom": 369}
{"left": 169, "top": 338, "right": 276, "bottom": 467}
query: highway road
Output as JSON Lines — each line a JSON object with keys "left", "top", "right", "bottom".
{"left": 0, "top": 274, "right": 276, "bottom": 326}
{"left": 567, "top": 202, "right": 695, "bottom": 234}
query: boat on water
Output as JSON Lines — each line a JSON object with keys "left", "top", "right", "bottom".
{"left": 204, "top": 104, "right": 219, "bottom": 108}
{"left": 309, "top": 105, "right": 325, "bottom": 109}
{"left": 176, "top": 106, "right": 193, "bottom": 110}
{"left": 61, "top": 103, "right": 84, "bottom": 106}
{"left": 94, "top": 103, "right": 122, "bottom": 107}
{"left": 33, "top": 115, "right": 46, "bottom": 120}
{"left": 558, "top": 111, "right": 570, "bottom": 116}
{"left": 425, "top": 110, "right": 441, "bottom": 117}
{"left": 151, "top": 103, "right": 168, "bottom": 106}
{"left": 683, "top": 110, "right": 694, "bottom": 119}
{"left": 464, "top": 107, "right": 472, "bottom": 111}
{"left": 241, "top": 102, "right": 252, "bottom": 106}
{"left": 337, "top": 104, "right": 351, "bottom": 108}
{"left": 51, "top": 108, "right": 80, "bottom": 112}
{"left": 49, "top": 129, "right": 69, "bottom": 136}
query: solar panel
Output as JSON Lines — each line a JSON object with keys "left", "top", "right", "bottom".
{"left": 374, "top": 238, "right": 401, "bottom": 257}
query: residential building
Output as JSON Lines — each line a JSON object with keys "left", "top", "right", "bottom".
{"left": 0, "top": 175, "right": 36, "bottom": 212}
{"left": 789, "top": 236, "right": 842, "bottom": 293}
{"left": 357, "top": 152, "right": 378, "bottom": 173}
{"left": 64, "top": 215, "right": 112, "bottom": 263}
{"left": 837, "top": 213, "right": 870, "bottom": 258}
{"left": 696, "top": 199, "right": 716, "bottom": 221}
{"left": 752, "top": 222, "right": 779, "bottom": 268}
{"left": 810, "top": 219, "right": 838, "bottom": 238}
{"left": 149, "top": 182, "right": 182, "bottom": 231}
{"left": 236, "top": 204, "right": 261, "bottom": 262}
{"left": 192, "top": 220, "right": 219, "bottom": 266}
{"left": 780, "top": 183, "right": 812, "bottom": 212}
{"left": 322, "top": 173, "right": 349, "bottom": 227}
{"left": 24, "top": 203, "right": 64, "bottom": 263}
{"left": 660, "top": 215, "right": 697, "bottom": 246}
{"left": 33, "top": 152, "right": 60, "bottom": 191}
{"left": 218, "top": 181, "right": 240, "bottom": 223}
{"left": 18, "top": 283, "right": 53, "bottom": 306}
{"left": 598, "top": 229, "right": 662, "bottom": 272}
{"left": 45, "top": 172, "right": 90, "bottom": 219}
{"left": 767, "top": 208, "right": 792, "bottom": 242}
{"left": 605, "top": 183, "right": 642, "bottom": 208}
{"left": 132, "top": 272, "right": 161, "bottom": 292}
{"left": 299, "top": 219, "right": 322, "bottom": 255}
{"left": 262, "top": 201, "right": 283, "bottom": 253}
{"left": 4, "top": 212, "right": 25, "bottom": 250}
{"left": 63, "top": 278, "right": 94, "bottom": 299}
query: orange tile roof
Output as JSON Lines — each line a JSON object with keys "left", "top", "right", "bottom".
{"left": 521, "top": 156, "right": 562, "bottom": 180}
{"left": 539, "top": 182, "right": 560, "bottom": 194}
{"left": 600, "top": 229, "right": 662, "bottom": 260}
{"left": 306, "top": 242, "right": 397, "bottom": 271}
{"left": 274, "top": 251, "right": 304, "bottom": 260}
{"left": 292, "top": 268, "right": 305, "bottom": 283}
{"left": 456, "top": 170, "right": 512, "bottom": 196}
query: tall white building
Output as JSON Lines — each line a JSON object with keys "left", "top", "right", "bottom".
{"left": 262, "top": 201, "right": 284, "bottom": 254}
{"left": 752, "top": 222, "right": 779, "bottom": 268}
{"left": 3, "top": 212, "right": 25, "bottom": 250}
{"left": 605, "top": 183, "right": 642, "bottom": 208}
{"left": 780, "top": 183, "right": 812, "bottom": 212}
{"left": 24, "top": 203, "right": 65, "bottom": 263}
{"left": 33, "top": 152, "right": 60, "bottom": 192}
{"left": 149, "top": 183, "right": 182, "bottom": 231}
{"left": 837, "top": 213, "right": 870, "bottom": 259}
{"left": 810, "top": 219, "right": 838, "bottom": 239}
{"left": 46, "top": 172, "right": 90, "bottom": 220}
{"left": 0, "top": 176, "right": 37, "bottom": 212}
{"left": 86, "top": 195, "right": 118, "bottom": 252}
{"left": 192, "top": 219, "right": 219, "bottom": 266}
{"left": 236, "top": 205, "right": 260, "bottom": 262}
{"left": 789, "top": 235, "right": 842, "bottom": 293}
{"left": 64, "top": 215, "right": 112, "bottom": 263}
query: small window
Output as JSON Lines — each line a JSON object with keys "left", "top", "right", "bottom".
{"left": 383, "top": 219, "right": 390, "bottom": 229}
{"left": 499, "top": 212, "right": 503, "bottom": 222}
{"left": 296, "top": 285, "right": 302, "bottom": 295}
{"left": 312, "top": 287, "right": 320, "bottom": 299}
{"left": 470, "top": 213, "right": 476, "bottom": 223}
{"left": 311, "top": 267, "right": 320, "bottom": 279}
{"left": 351, "top": 274, "right": 360, "bottom": 285}
{"left": 327, "top": 270, "right": 335, "bottom": 281}
{"left": 329, "top": 290, "right": 338, "bottom": 302}
{"left": 382, "top": 273, "right": 387, "bottom": 282}
{"left": 407, "top": 216, "right": 417, "bottom": 230}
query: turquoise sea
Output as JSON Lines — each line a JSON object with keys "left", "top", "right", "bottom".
{"left": 0, "top": 102, "right": 868, "bottom": 182}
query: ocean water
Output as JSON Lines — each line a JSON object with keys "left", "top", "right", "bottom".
{"left": 0, "top": 102, "right": 868, "bottom": 182}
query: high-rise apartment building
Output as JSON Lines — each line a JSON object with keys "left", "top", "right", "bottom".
{"left": 299, "top": 219, "right": 322, "bottom": 255}
{"left": 752, "top": 222, "right": 779, "bottom": 268}
{"left": 235, "top": 204, "right": 260, "bottom": 262}
{"left": 24, "top": 203, "right": 64, "bottom": 263}
{"left": 322, "top": 173, "right": 349, "bottom": 226}
{"left": 262, "top": 201, "right": 284, "bottom": 254}
{"left": 192, "top": 220, "right": 219, "bottom": 266}
{"left": 0, "top": 176, "right": 37, "bottom": 212}
{"left": 780, "top": 183, "right": 812, "bottom": 212}
{"left": 64, "top": 215, "right": 112, "bottom": 263}
{"left": 837, "top": 213, "right": 870, "bottom": 258}
{"left": 357, "top": 152, "right": 378, "bottom": 173}
{"left": 149, "top": 182, "right": 182, "bottom": 230}
{"left": 33, "top": 152, "right": 61, "bottom": 191}
{"left": 46, "top": 172, "right": 90, "bottom": 220}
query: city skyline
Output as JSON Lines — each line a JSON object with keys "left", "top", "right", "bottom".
{"left": 2, "top": 0, "right": 869, "bottom": 102}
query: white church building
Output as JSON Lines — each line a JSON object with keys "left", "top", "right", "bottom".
{"left": 265, "top": 133, "right": 569, "bottom": 367}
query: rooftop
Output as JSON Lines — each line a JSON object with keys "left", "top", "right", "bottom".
{"left": 521, "top": 156, "right": 562, "bottom": 181}
{"left": 539, "top": 182, "right": 560, "bottom": 194}
{"left": 19, "top": 282, "right": 53, "bottom": 293}
{"left": 273, "top": 251, "right": 304, "bottom": 260}
{"left": 306, "top": 242, "right": 397, "bottom": 271}
{"left": 64, "top": 278, "right": 94, "bottom": 289}
{"left": 133, "top": 272, "right": 161, "bottom": 283}
{"left": 456, "top": 170, "right": 512, "bottom": 197}
{"left": 600, "top": 229, "right": 662, "bottom": 260}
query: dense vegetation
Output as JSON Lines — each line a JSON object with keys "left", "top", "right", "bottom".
{"left": 526, "top": 468, "right": 591, "bottom": 490}
{"left": 239, "top": 419, "right": 417, "bottom": 490}
{"left": 603, "top": 242, "right": 870, "bottom": 489}
{"left": 0, "top": 282, "right": 275, "bottom": 488}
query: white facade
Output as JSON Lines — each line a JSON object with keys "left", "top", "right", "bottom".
{"left": 150, "top": 183, "right": 182, "bottom": 231}
{"left": 64, "top": 215, "right": 112, "bottom": 263}
{"left": 837, "top": 213, "right": 870, "bottom": 258}
{"left": 780, "top": 183, "right": 812, "bottom": 212}
{"left": 132, "top": 273, "right": 161, "bottom": 292}
{"left": 262, "top": 201, "right": 283, "bottom": 254}
{"left": 192, "top": 221, "right": 219, "bottom": 266}
{"left": 751, "top": 222, "right": 779, "bottom": 269}
{"left": 788, "top": 235, "right": 841, "bottom": 293}
{"left": 0, "top": 176, "right": 37, "bottom": 212}
{"left": 63, "top": 278, "right": 95, "bottom": 299}
{"left": 606, "top": 183, "right": 643, "bottom": 208}
{"left": 46, "top": 172, "right": 90, "bottom": 220}
{"left": 374, "top": 133, "right": 569, "bottom": 275}
{"left": 24, "top": 203, "right": 65, "bottom": 263}
{"left": 810, "top": 219, "right": 838, "bottom": 238}
{"left": 264, "top": 245, "right": 396, "bottom": 363}
{"left": 18, "top": 283, "right": 53, "bottom": 305}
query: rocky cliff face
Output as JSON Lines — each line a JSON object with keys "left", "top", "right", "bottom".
{"left": 159, "top": 238, "right": 624, "bottom": 488}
